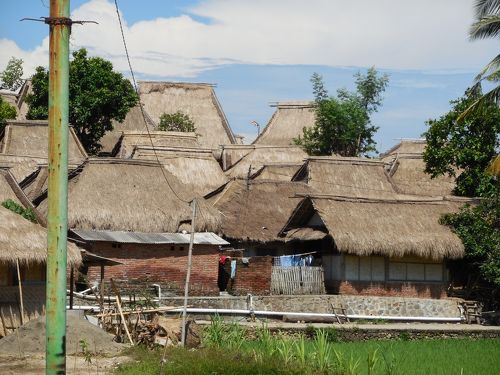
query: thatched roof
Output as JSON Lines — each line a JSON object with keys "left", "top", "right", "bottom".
{"left": 380, "top": 139, "right": 427, "bottom": 157}
{"left": 281, "top": 195, "right": 468, "bottom": 260}
{"left": 0, "top": 170, "right": 22, "bottom": 204}
{"left": 0, "top": 205, "right": 81, "bottom": 266}
{"left": 0, "top": 80, "right": 31, "bottom": 120}
{"left": 223, "top": 145, "right": 307, "bottom": 179}
{"left": 385, "top": 156, "right": 455, "bottom": 196}
{"left": 117, "top": 130, "right": 200, "bottom": 158}
{"left": 36, "top": 158, "right": 221, "bottom": 233}
{"left": 213, "top": 179, "right": 312, "bottom": 243}
{"left": 253, "top": 101, "right": 316, "bottom": 146}
{"left": 100, "top": 104, "right": 156, "bottom": 154}
{"left": 1, "top": 120, "right": 88, "bottom": 164}
{"left": 131, "top": 145, "right": 228, "bottom": 198}
{"left": 138, "top": 81, "right": 235, "bottom": 148}
{"left": 251, "top": 163, "right": 303, "bottom": 181}
{"left": 294, "top": 156, "right": 400, "bottom": 199}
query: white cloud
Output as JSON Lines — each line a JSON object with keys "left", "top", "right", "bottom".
{"left": 1, "top": 0, "right": 497, "bottom": 78}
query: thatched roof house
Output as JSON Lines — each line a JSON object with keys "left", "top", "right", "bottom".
{"left": 280, "top": 195, "right": 467, "bottom": 260}
{"left": 213, "top": 180, "right": 312, "bottom": 244}
{"left": 117, "top": 130, "right": 200, "bottom": 158}
{"left": 222, "top": 145, "right": 307, "bottom": 179}
{"left": 138, "top": 81, "right": 235, "bottom": 148}
{"left": 0, "top": 205, "right": 81, "bottom": 266}
{"left": 381, "top": 140, "right": 455, "bottom": 196}
{"left": 293, "top": 156, "right": 400, "bottom": 199}
{"left": 253, "top": 101, "right": 315, "bottom": 146}
{"left": 1, "top": 120, "right": 88, "bottom": 165}
{"left": 131, "top": 145, "right": 228, "bottom": 197}
{"left": 36, "top": 158, "right": 221, "bottom": 233}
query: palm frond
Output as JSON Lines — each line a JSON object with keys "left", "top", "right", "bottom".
{"left": 473, "top": 54, "right": 500, "bottom": 84}
{"left": 474, "top": 0, "right": 500, "bottom": 19}
{"left": 457, "top": 85, "right": 500, "bottom": 121}
{"left": 486, "top": 154, "right": 500, "bottom": 177}
{"left": 470, "top": 15, "right": 500, "bottom": 39}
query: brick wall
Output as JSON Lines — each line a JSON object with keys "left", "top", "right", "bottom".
{"left": 226, "top": 256, "right": 273, "bottom": 296}
{"left": 333, "top": 281, "right": 447, "bottom": 299}
{"left": 85, "top": 242, "right": 220, "bottom": 296}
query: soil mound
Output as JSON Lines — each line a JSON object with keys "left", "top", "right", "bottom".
{"left": 0, "top": 310, "right": 125, "bottom": 355}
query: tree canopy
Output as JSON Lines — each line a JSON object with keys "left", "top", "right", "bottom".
{"left": 26, "top": 48, "right": 138, "bottom": 154}
{"left": 0, "top": 57, "right": 23, "bottom": 91}
{"left": 423, "top": 90, "right": 500, "bottom": 198}
{"left": 0, "top": 96, "right": 17, "bottom": 133}
{"left": 294, "top": 68, "right": 388, "bottom": 157}
{"left": 158, "top": 111, "right": 196, "bottom": 133}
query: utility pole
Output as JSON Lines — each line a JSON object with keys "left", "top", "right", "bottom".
{"left": 46, "top": 0, "right": 70, "bottom": 373}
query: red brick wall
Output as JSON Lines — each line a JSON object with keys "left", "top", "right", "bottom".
{"left": 85, "top": 243, "right": 220, "bottom": 296}
{"left": 227, "top": 256, "right": 273, "bottom": 295}
{"left": 333, "top": 281, "right": 447, "bottom": 299}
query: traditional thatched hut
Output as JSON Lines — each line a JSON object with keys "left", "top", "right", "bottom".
{"left": 0, "top": 120, "right": 88, "bottom": 165}
{"left": 213, "top": 179, "right": 313, "bottom": 255}
{"left": 253, "top": 101, "right": 316, "bottom": 146}
{"left": 0, "top": 205, "right": 81, "bottom": 330}
{"left": 117, "top": 130, "right": 200, "bottom": 158}
{"left": 138, "top": 81, "right": 235, "bottom": 148}
{"left": 222, "top": 145, "right": 307, "bottom": 179}
{"left": 36, "top": 158, "right": 221, "bottom": 233}
{"left": 280, "top": 194, "right": 472, "bottom": 298}
{"left": 381, "top": 140, "right": 455, "bottom": 196}
{"left": 132, "top": 145, "right": 228, "bottom": 198}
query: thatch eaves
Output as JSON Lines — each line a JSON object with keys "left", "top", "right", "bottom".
{"left": 36, "top": 158, "right": 221, "bottom": 233}
{"left": 138, "top": 81, "right": 235, "bottom": 148}
{"left": 214, "top": 179, "right": 312, "bottom": 243}
{"left": 224, "top": 145, "right": 307, "bottom": 179}
{"left": 131, "top": 145, "right": 228, "bottom": 198}
{"left": 117, "top": 130, "right": 200, "bottom": 158}
{"left": 253, "top": 101, "right": 316, "bottom": 146}
{"left": 281, "top": 195, "right": 468, "bottom": 260}
{"left": 1, "top": 120, "right": 88, "bottom": 164}
{"left": 0, "top": 205, "right": 81, "bottom": 266}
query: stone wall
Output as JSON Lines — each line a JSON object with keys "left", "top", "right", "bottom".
{"left": 161, "top": 294, "right": 462, "bottom": 318}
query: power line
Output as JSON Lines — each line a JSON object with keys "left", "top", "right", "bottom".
{"left": 113, "top": 0, "right": 190, "bottom": 204}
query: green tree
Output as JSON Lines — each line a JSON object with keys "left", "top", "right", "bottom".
{"left": 295, "top": 68, "right": 388, "bottom": 156}
{"left": 423, "top": 91, "right": 500, "bottom": 197}
{"left": 158, "top": 111, "right": 196, "bottom": 132}
{"left": 0, "top": 57, "right": 24, "bottom": 91}
{"left": 459, "top": 0, "right": 500, "bottom": 119}
{"left": 26, "top": 48, "right": 138, "bottom": 154}
{"left": 0, "top": 96, "right": 17, "bottom": 133}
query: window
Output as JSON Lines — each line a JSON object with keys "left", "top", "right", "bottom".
{"left": 388, "top": 261, "right": 443, "bottom": 282}
{"left": 345, "top": 256, "right": 385, "bottom": 282}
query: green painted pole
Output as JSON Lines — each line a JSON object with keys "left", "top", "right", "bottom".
{"left": 46, "top": 0, "right": 70, "bottom": 373}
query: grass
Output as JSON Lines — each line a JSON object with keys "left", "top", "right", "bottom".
{"left": 115, "top": 319, "right": 500, "bottom": 375}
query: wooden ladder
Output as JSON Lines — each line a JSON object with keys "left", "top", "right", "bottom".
{"left": 330, "top": 303, "right": 350, "bottom": 324}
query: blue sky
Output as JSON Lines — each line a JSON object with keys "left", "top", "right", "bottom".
{"left": 1, "top": 0, "right": 496, "bottom": 150}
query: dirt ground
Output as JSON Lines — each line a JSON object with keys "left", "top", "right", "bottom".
{"left": 0, "top": 354, "right": 132, "bottom": 374}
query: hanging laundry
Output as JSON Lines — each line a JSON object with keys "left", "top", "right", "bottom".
{"left": 230, "top": 260, "right": 237, "bottom": 279}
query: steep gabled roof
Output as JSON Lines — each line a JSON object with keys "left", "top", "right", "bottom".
{"left": 132, "top": 145, "right": 228, "bottom": 198}
{"left": 281, "top": 195, "right": 470, "bottom": 260}
{"left": 223, "top": 145, "right": 307, "bottom": 179}
{"left": 138, "top": 81, "right": 235, "bottom": 148}
{"left": 213, "top": 179, "right": 312, "bottom": 243}
{"left": 253, "top": 101, "right": 315, "bottom": 146}
{"left": 36, "top": 158, "right": 222, "bottom": 233}
{"left": 380, "top": 139, "right": 427, "bottom": 157}
{"left": 0, "top": 120, "right": 88, "bottom": 164}
{"left": 293, "top": 156, "right": 400, "bottom": 199}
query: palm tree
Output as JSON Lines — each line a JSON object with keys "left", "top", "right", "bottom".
{"left": 459, "top": 0, "right": 500, "bottom": 119}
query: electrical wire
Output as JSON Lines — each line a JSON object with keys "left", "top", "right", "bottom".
{"left": 113, "top": 0, "right": 190, "bottom": 204}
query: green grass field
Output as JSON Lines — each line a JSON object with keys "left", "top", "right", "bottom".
{"left": 116, "top": 337, "right": 500, "bottom": 375}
